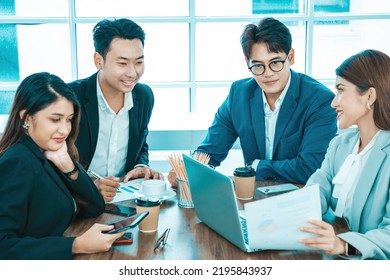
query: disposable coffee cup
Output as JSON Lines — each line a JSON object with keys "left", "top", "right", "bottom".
{"left": 233, "top": 167, "right": 256, "bottom": 200}
{"left": 135, "top": 198, "right": 161, "bottom": 233}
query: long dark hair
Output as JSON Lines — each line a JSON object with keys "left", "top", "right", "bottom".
{"left": 0, "top": 72, "right": 81, "bottom": 159}
{"left": 336, "top": 49, "right": 390, "bottom": 130}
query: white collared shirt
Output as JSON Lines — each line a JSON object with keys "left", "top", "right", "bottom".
{"left": 88, "top": 79, "right": 133, "bottom": 177}
{"left": 262, "top": 75, "right": 291, "bottom": 160}
{"left": 332, "top": 130, "right": 381, "bottom": 220}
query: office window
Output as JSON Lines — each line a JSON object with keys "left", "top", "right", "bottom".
{"left": 196, "top": 0, "right": 254, "bottom": 16}
{"left": 196, "top": 21, "right": 306, "bottom": 82}
{"left": 76, "top": 23, "right": 189, "bottom": 82}
{"left": 0, "top": 1, "right": 19, "bottom": 82}
{"left": 0, "top": 24, "right": 72, "bottom": 83}
{"left": 0, "top": 90, "right": 16, "bottom": 114}
{"left": 0, "top": 24, "right": 20, "bottom": 82}
{"left": 75, "top": 0, "right": 189, "bottom": 17}
{"left": 1, "top": 0, "right": 390, "bottom": 132}
{"left": 195, "top": 22, "right": 250, "bottom": 82}
{"left": 314, "top": 0, "right": 350, "bottom": 14}
{"left": 251, "top": 0, "right": 351, "bottom": 15}
{"left": 315, "top": 0, "right": 390, "bottom": 13}
{"left": 312, "top": 19, "right": 390, "bottom": 79}
{"left": 196, "top": 87, "right": 231, "bottom": 123}
{"left": 253, "top": 0, "right": 304, "bottom": 14}
{"left": 0, "top": 0, "right": 68, "bottom": 17}
{"left": 148, "top": 88, "right": 191, "bottom": 130}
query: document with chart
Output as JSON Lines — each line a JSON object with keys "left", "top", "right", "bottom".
{"left": 109, "top": 178, "right": 143, "bottom": 204}
{"left": 244, "top": 184, "right": 322, "bottom": 250}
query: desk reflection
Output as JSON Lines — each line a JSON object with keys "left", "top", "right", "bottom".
{"left": 65, "top": 181, "right": 344, "bottom": 260}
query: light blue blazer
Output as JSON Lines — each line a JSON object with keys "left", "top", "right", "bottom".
{"left": 306, "top": 129, "right": 390, "bottom": 259}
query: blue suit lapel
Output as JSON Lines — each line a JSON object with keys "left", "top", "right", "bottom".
{"left": 273, "top": 72, "right": 299, "bottom": 156}
{"left": 250, "top": 86, "right": 266, "bottom": 158}
{"left": 350, "top": 132, "right": 389, "bottom": 231}
{"left": 334, "top": 136, "right": 357, "bottom": 173}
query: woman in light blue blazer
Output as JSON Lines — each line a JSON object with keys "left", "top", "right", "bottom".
{"left": 300, "top": 50, "right": 390, "bottom": 259}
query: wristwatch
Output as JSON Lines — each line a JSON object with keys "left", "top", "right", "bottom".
{"left": 63, "top": 165, "right": 78, "bottom": 177}
{"left": 345, "top": 242, "right": 360, "bottom": 257}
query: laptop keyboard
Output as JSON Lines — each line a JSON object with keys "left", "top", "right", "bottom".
{"left": 240, "top": 216, "right": 249, "bottom": 245}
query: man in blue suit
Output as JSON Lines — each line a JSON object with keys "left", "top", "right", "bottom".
{"left": 196, "top": 18, "right": 337, "bottom": 184}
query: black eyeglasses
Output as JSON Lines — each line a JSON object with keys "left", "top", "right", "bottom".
{"left": 153, "top": 228, "right": 170, "bottom": 253}
{"left": 248, "top": 54, "right": 289, "bottom": 76}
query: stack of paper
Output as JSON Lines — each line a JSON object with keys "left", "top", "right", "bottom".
{"left": 244, "top": 184, "right": 322, "bottom": 250}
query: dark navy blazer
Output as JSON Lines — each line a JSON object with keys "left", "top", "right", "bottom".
{"left": 68, "top": 72, "right": 154, "bottom": 174}
{"left": 0, "top": 135, "right": 104, "bottom": 259}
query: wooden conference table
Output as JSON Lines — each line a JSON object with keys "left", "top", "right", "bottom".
{"left": 66, "top": 181, "right": 347, "bottom": 260}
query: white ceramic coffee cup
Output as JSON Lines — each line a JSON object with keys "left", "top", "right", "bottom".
{"left": 141, "top": 179, "right": 166, "bottom": 198}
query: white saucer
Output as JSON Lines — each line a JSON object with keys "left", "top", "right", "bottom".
{"left": 133, "top": 189, "right": 176, "bottom": 201}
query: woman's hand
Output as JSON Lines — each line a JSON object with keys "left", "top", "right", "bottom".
{"left": 43, "top": 141, "right": 74, "bottom": 173}
{"left": 300, "top": 219, "right": 346, "bottom": 255}
{"left": 72, "top": 223, "right": 125, "bottom": 254}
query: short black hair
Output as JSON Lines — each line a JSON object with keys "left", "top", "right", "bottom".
{"left": 93, "top": 18, "right": 146, "bottom": 59}
{"left": 241, "top": 17, "right": 292, "bottom": 59}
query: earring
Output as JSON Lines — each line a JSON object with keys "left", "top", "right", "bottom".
{"left": 22, "top": 121, "right": 29, "bottom": 129}
{"left": 366, "top": 102, "right": 371, "bottom": 110}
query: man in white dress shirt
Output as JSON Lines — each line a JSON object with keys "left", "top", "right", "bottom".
{"left": 69, "top": 18, "right": 162, "bottom": 202}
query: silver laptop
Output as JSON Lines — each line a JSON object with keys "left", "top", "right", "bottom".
{"left": 182, "top": 154, "right": 260, "bottom": 253}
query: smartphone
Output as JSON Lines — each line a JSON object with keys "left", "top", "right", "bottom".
{"left": 104, "top": 204, "right": 136, "bottom": 217}
{"left": 104, "top": 211, "right": 149, "bottom": 234}
{"left": 256, "top": 183, "right": 299, "bottom": 195}
{"left": 113, "top": 232, "right": 133, "bottom": 245}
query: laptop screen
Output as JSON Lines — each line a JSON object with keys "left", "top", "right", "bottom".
{"left": 183, "top": 154, "right": 249, "bottom": 251}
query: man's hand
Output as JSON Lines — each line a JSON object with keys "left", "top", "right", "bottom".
{"left": 123, "top": 166, "right": 163, "bottom": 183}
{"left": 167, "top": 169, "right": 178, "bottom": 187}
{"left": 94, "top": 176, "right": 120, "bottom": 202}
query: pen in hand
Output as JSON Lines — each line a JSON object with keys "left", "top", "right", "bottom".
{"left": 87, "top": 170, "right": 121, "bottom": 194}
{"left": 87, "top": 170, "right": 103, "bottom": 180}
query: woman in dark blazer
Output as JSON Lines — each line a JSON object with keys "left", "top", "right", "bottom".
{"left": 0, "top": 72, "right": 124, "bottom": 259}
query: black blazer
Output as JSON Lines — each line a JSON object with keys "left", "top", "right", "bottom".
{"left": 68, "top": 72, "right": 154, "bottom": 173}
{"left": 0, "top": 135, "right": 105, "bottom": 260}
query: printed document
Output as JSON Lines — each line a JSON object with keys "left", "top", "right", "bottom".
{"left": 108, "top": 178, "right": 143, "bottom": 204}
{"left": 244, "top": 184, "right": 322, "bottom": 250}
